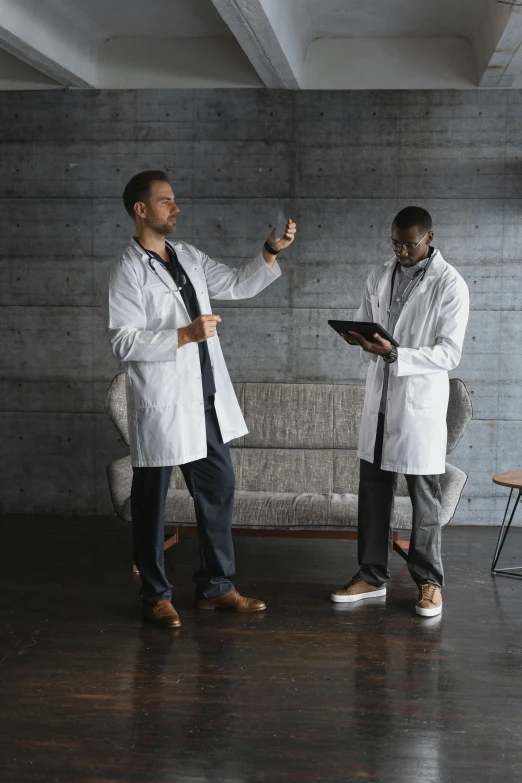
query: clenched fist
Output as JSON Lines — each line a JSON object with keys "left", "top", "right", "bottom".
{"left": 178, "top": 314, "right": 221, "bottom": 348}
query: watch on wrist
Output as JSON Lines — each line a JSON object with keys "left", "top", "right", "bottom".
{"left": 264, "top": 240, "right": 279, "bottom": 256}
{"left": 383, "top": 346, "right": 398, "bottom": 363}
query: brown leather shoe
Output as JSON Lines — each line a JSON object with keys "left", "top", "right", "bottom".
{"left": 196, "top": 589, "right": 266, "bottom": 612}
{"left": 143, "top": 599, "right": 181, "bottom": 628}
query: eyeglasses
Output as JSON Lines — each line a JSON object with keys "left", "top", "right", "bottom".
{"left": 388, "top": 233, "right": 429, "bottom": 253}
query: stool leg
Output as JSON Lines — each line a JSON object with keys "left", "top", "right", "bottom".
{"left": 491, "top": 489, "right": 521, "bottom": 572}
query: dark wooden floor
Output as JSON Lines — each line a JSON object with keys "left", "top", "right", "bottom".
{"left": 1, "top": 517, "right": 522, "bottom": 782}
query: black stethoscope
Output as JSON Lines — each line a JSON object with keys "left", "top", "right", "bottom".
{"left": 388, "top": 250, "right": 434, "bottom": 314}
{"left": 144, "top": 246, "right": 187, "bottom": 294}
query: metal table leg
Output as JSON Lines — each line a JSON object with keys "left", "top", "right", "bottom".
{"left": 491, "top": 489, "right": 522, "bottom": 577}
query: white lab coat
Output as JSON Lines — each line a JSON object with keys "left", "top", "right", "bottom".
{"left": 356, "top": 250, "right": 469, "bottom": 475}
{"left": 103, "top": 238, "right": 281, "bottom": 467}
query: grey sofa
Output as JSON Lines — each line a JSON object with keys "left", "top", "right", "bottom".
{"left": 105, "top": 376, "right": 472, "bottom": 538}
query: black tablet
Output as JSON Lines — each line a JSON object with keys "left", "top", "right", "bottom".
{"left": 328, "top": 320, "right": 399, "bottom": 348}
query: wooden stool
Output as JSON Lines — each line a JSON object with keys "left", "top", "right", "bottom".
{"left": 491, "top": 471, "right": 522, "bottom": 577}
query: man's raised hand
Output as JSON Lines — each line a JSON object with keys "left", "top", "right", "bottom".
{"left": 266, "top": 218, "right": 297, "bottom": 253}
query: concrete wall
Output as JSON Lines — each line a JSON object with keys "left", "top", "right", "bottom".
{"left": 0, "top": 88, "right": 520, "bottom": 524}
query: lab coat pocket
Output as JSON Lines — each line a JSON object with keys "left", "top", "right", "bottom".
{"left": 407, "top": 373, "right": 447, "bottom": 411}
{"left": 142, "top": 283, "right": 176, "bottom": 319}
{"left": 128, "top": 361, "right": 178, "bottom": 409}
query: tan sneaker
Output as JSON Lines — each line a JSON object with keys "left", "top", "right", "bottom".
{"left": 331, "top": 575, "right": 386, "bottom": 604}
{"left": 416, "top": 584, "right": 442, "bottom": 617}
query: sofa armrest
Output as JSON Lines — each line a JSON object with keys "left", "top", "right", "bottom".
{"left": 440, "top": 462, "right": 467, "bottom": 526}
{"left": 107, "top": 456, "right": 133, "bottom": 521}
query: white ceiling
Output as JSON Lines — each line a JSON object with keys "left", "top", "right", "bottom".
{"left": 306, "top": 0, "right": 476, "bottom": 39}
{"left": 70, "top": 0, "right": 232, "bottom": 38}
{"left": 0, "top": 0, "right": 520, "bottom": 89}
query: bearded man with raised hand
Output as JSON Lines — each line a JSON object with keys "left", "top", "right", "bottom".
{"left": 103, "top": 170, "right": 296, "bottom": 628}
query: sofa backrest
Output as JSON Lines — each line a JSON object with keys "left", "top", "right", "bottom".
{"left": 105, "top": 376, "right": 472, "bottom": 495}
{"left": 232, "top": 383, "right": 364, "bottom": 450}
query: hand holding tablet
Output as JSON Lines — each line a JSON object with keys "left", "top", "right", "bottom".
{"left": 328, "top": 320, "right": 399, "bottom": 347}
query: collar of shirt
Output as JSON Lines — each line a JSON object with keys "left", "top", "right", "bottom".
{"left": 397, "top": 247, "right": 433, "bottom": 280}
{"left": 133, "top": 236, "right": 171, "bottom": 266}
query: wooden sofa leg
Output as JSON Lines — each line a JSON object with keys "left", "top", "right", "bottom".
{"left": 393, "top": 540, "right": 410, "bottom": 561}
{"left": 132, "top": 527, "right": 179, "bottom": 574}
{"left": 164, "top": 527, "right": 179, "bottom": 551}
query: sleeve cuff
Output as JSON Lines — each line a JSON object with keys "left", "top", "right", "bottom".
{"left": 260, "top": 250, "right": 282, "bottom": 278}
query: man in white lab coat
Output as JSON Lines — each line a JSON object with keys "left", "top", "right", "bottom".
{"left": 331, "top": 207, "right": 469, "bottom": 617}
{"left": 104, "top": 170, "right": 296, "bottom": 628}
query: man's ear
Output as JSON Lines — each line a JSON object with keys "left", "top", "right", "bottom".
{"left": 428, "top": 231, "right": 434, "bottom": 244}
{"left": 134, "top": 201, "right": 146, "bottom": 219}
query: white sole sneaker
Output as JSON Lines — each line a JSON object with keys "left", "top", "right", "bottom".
{"left": 415, "top": 603, "right": 442, "bottom": 617}
{"left": 331, "top": 587, "right": 386, "bottom": 603}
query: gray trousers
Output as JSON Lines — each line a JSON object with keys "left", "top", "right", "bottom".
{"left": 357, "top": 413, "right": 444, "bottom": 588}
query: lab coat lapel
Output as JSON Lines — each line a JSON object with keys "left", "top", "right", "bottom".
{"left": 168, "top": 242, "right": 206, "bottom": 311}
{"left": 131, "top": 237, "right": 181, "bottom": 298}
{"left": 392, "top": 251, "right": 440, "bottom": 335}
{"left": 375, "top": 258, "right": 396, "bottom": 307}
{"left": 398, "top": 249, "right": 440, "bottom": 308}
{"left": 149, "top": 257, "right": 188, "bottom": 313}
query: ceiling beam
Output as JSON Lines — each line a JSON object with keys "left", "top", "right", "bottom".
{"left": 210, "top": 0, "right": 309, "bottom": 89}
{"left": 478, "top": 2, "right": 522, "bottom": 87}
{"left": 0, "top": 0, "right": 107, "bottom": 88}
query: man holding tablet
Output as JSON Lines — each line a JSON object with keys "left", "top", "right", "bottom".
{"left": 331, "top": 206, "right": 469, "bottom": 617}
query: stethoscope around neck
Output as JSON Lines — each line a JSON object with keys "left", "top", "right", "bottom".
{"left": 387, "top": 251, "right": 434, "bottom": 314}
{"left": 145, "top": 247, "right": 187, "bottom": 294}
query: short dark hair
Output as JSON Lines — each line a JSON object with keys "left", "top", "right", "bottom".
{"left": 122, "top": 170, "right": 169, "bottom": 218}
{"left": 393, "top": 206, "right": 432, "bottom": 234}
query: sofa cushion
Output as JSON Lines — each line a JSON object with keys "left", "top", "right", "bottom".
{"left": 120, "top": 487, "right": 413, "bottom": 530}
{"left": 239, "top": 383, "right": 335, "bottom": 448}
{"left": 167, "top": 447, "right": 409, "bottom": 496}
{"left": 332, "top": 385, "right": 365, "bottom": 449}
{"left": 238, "top": 448, "right": 334, "bottom": 494}
{"left": 113, "top": 454, "right": 464, "bottom": 531}
{"left": 233, "top": 382, "right": 367, "bottom": 450}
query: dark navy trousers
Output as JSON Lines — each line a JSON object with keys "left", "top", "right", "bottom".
{"left": 130, "top": 401, "right": 236, "bottom": 604}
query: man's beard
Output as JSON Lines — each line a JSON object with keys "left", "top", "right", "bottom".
{"left": 147, "top": 215, "right": 175, "bottom": 236}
